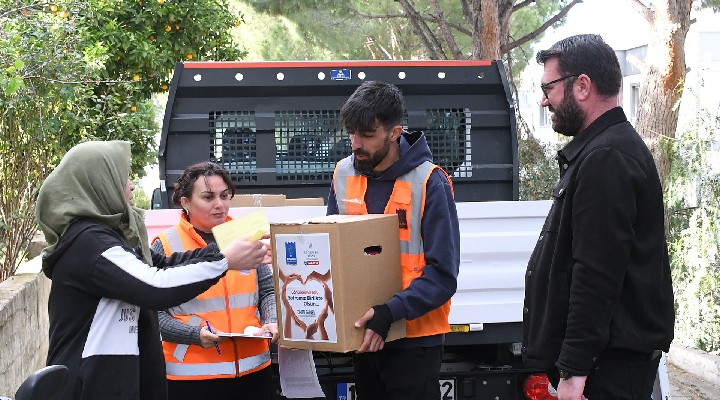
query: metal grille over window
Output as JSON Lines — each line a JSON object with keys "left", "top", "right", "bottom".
{"left": 425, "top": 108, "right": 472, "bottom": 178}
{"left": 274, "top": 110, "right": 350, "bottom": 181}
{"left": 209, "top": 111, "right": 257, "bottom": 183}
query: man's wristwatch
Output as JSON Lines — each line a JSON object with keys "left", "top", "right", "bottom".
{"left": 558, "top": 368, "right": 574, "bottom": 380}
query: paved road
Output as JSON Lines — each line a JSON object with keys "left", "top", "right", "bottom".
{"left": 669, "top": 362, "right": 720, "bottom": 400}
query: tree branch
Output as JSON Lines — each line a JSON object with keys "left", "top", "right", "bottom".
{"left": 502, "top": 0, "right": 583, "bottom": 53}
{"left": 430, "top": 0, "right": 463, "bottom": 58}
{"left": 396, "top": 0, "right": 448, "bottom": 59}
{"left": 348, "top": 6, "right": 471, "bottom": 36}
{"left": 622, "top": 0, "right": 654, "bottom": 24}
{"left": 347, "top": 7, "right": 406, "bottom": 20}
{"left": 460, "top": 0, "right": 473, "bottom": 26}
{"left": 512, "top": 0, "right": 536, "bottom": 13}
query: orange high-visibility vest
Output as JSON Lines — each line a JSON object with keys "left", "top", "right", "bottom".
{"left": 155, "top": 216, "right": 270, "bottom": 380}
{"left": 333, "top": 158, "right": 452, "bottom": 338}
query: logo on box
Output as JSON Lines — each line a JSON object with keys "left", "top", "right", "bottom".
{"left": 285, "top": 242, "right": 297, "bottom": 265}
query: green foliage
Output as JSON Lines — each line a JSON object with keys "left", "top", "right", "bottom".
{"left": 239, "top": 0, "right": 414, "bottom": 60}
{"left": 77, "top": 0, "right": 245, "bottom": 100}
{"left": 0, "top": 3, "right": 100, "bottom": 280}
{"left": 665, "top": 108, "right": 720, "bottom": 353}
{"left": 699, "top": 0, "right": 720, "bottom": 12}
{"left": 70, "top": 0, "right": 246, "bottom": 177}
{"left": 239, "top": 0, "right": 565, "bottom": 70}
{"left": 132, "top": 185, "right": 151, "bottom": 210}
{"left": 0, "top": 0, "right": 245, "bottom": 281}
{"left": 518, "top": 123, "right": 561, "bottom": 201}
{"left": 505, "top": 1, "right": 566, "bottom": 81}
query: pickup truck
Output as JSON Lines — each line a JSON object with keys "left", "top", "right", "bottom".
{"left": 149, "top": 60, "right": 670, "bottom": 399}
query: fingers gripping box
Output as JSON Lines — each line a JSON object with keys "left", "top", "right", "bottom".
{"left": 271, "top": 214, "right": 406, "bottom": 352}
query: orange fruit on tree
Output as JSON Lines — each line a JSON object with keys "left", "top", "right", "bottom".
{"left": 50, "top": 4, "right": 58, "bottom": 12}
{"left": 133, "top": 75, "right": 140, "bottom": 82}
{"left": 161, "top": 83, "right": 169, "bottom": 91}
{"left": 131, "top": 105, "right": 137, "bottom": 112}
{"left": 186, "top": 53, "right": 193, "bottom": 60}
{"left": 165, "top": 25, "right": 171, "bottom": 32}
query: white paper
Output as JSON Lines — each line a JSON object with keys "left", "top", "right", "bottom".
{"left": 278, "top": 347, "right": 325, "bottom": 398}
{"left": 216, "top": 332, "right": 272, "bottom": 339}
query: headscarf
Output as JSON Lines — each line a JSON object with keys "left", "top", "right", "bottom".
{"left": 36, "top": 141, "right": 152, "bottom": 269}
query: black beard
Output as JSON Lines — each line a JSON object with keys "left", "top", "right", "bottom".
{"left": 551, "top": 89, "right": 585, "bottom": 137}
{"left": 353, "top": 153, "right": 378, "bottom": 173}
{"left": 353, "top": 140, "right": 392, "bottom": 173}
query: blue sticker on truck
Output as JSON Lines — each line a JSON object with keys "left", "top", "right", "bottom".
{"left": 331, "top": 69, "right": 351, "bottom": 80}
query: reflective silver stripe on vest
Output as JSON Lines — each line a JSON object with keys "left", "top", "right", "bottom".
{"left": 173, "top": 315, "right": 202, "bottom": 362}
{"left": 334, "top": 157, "right": 355, "bottom": 215}
{"left": 162, "top": 226, "right": 185, "bottom": 253}
{"left": 165, "top": 350, "right": 271, "bottom": 377}
{"left": 334, "top": 157, "right": 435, "bottom": 257}
{"left": 168, "top": 292, "right": 256, "bottom": 315}
{"left": 403, "top": 161, "right": 435, "bottom": 256}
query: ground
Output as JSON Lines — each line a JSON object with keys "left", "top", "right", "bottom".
{"left": 669, "top": 362, "right": 720, "bottom": 400}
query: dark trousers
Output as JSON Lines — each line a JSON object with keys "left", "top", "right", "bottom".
{"left": 353, "top": 345, "right": 443, "bottom": 400}
{"left": 167, "top": 365, "right": 274, "bottom": 400}
{"left": 548, "top": 350, "right": 661, "bottom": 400}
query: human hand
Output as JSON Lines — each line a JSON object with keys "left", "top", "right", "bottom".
{"left": 221, "top": 238, "right": 271, "bottom": 270}
{"left": 258, "top": 323, "right": 279, "bottom": 343}
{"left": 556, "top": 375, "right": 588, "bottom": 400}
{"left": 199, "top": 326, "right": 226, "bottom": 348}
{"left": 354, "top": 308, "right": 385, "bottom": 353}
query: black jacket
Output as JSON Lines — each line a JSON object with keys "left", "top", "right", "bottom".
{"left": 522, "top": 107, "right": 674, "bottom": 376}
{"left": 44, "top": 219, "right": 228, "bottom": 400}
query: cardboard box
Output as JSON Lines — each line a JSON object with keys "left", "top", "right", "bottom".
{"left": 284, "top": 197, "right": 325, "bottom": 206}
{"left": 271, "top": 214, "right": 405, "bottom": 352}
{"left": 230, "top": 194, "right": 286, "bottom": 207}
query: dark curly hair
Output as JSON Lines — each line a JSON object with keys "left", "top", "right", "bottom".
{"left": 172, "top": 162, "right": 235, "bottom": 213}
{"left": 340, "top": 80, "right": 404, "bottom": 134}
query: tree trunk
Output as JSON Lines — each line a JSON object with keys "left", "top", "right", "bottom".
{"left": 630, "top": 0, "right": 692, "bottom": 184}
{"left": 471, "top": 0, "right": 516, "bottom": 59}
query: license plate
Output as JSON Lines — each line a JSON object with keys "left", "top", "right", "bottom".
{"left": 336, "top": 382, "right": 357, "bottom": 400}
{"left": 336, "top": 379, "right": 456, "bottom": 400}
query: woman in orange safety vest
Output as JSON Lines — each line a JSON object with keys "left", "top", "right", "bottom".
{"left": 152, "top": 162, "right": 277, "bottom": 400}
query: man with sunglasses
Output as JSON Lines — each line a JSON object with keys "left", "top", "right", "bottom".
{"left": 522, "top": 34, "right": 675, "bottom": 399}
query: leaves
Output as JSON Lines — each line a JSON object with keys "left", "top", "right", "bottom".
{"left": 0, "top": 0, "right": 246, "bottom": 280}
{"left": 666, "top": 102, "right": 720, "bottom": 353}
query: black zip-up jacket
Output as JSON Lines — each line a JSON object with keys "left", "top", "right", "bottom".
{"left": 522, "top": 107, "right": 674, "bottom": 376}
{"left": 44, "top": 219, "right": 229, "bottom": 400}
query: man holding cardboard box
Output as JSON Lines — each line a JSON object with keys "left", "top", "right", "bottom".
{"left": 327, "top": 81, "right": 460, "bottom": 400}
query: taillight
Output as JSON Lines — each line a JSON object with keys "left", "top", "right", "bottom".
{"left": 523, "top": 373, "right": 555, "bottom": 400}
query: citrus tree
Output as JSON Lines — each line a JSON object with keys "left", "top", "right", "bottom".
{"left": 0, "top": 0, "right": 245, "bottom": 280}
{"left": 72, "top": 0, "right": 247, "bottom": 174}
